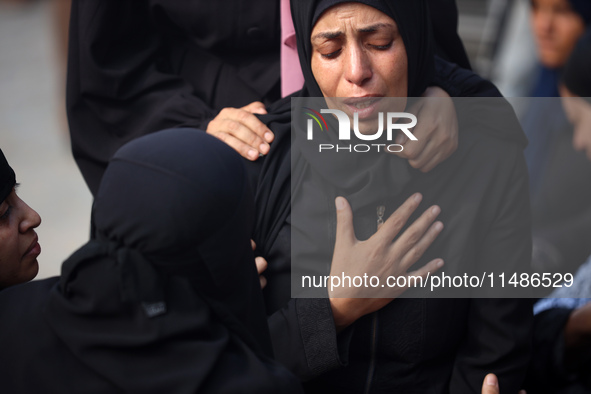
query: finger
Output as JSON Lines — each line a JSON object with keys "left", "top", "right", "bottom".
{"left": 395, "top": 132, "right": 408, "bottom": 146}
{"left": 407, "top": 138, "right": 440, "bottom": 170}
{"left": 209, "top": 131, "right": 260, "bottom": 160}
{"left": 395, "top": 134, "right": 430, "bottom": 160}
{"left": 255, "top": 256, "right": 268, "bottom": 275}
{"left": 373, "top": 193, "right": 422, "bottom": 245}
{"left": 260, "top": 275, "right": 267, "bottom": 289}
{"left": 398, "top": 220, "right": 444, "bottom": 271}
{"left": 406, "top": 96, "right": 425, "bottom": 114}
{"left": 481, "top": 374, "right": 500, "bottom": 394}
{"left": 218, "top": 116, "right": 270, "bottom": 154}
{"left": 251, "top": 239, "right": 256, "bottom": 251}
{"left": 230, "top": 108, "right": 274, "bottom": 143}
{"left": 334, "top": 197, "right": 356, "bottom": 247}
{"left": 242, "top": 101, "right": 268, "bottom": 115}
{"left": 412, "top": 151, "right": 443, "bottom": 173}
{"left": 392, "top": 205, "right": 441, "bottom": 258}
{"left": 409, "top": 133, "right": 457, "bottom": 172}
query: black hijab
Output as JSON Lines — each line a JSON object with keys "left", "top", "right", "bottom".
{"left": 289, "top": 0, "right": 437, "bottom": 208}
{"left": 291, "top": 0, "right": 435, "bottom": 98}
{"left": 0, "top": 148, "right": 16, "bottom": 203}
{"left": 44, "top": 129, "right": 297, "bottom": 393}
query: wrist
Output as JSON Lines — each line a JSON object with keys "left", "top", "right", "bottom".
{"left": 329, "top": 298, "right": 357, "bottom": 333}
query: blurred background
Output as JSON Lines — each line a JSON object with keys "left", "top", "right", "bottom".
{"left": 0, "top": 0, "right": 538, "bottom": 279}
{"left": 0, "top": 0, "right": 90, "bottom": 280}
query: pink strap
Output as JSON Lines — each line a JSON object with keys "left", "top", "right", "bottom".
{"left": 281, "top": 0, "right": 305, "bottom": 97}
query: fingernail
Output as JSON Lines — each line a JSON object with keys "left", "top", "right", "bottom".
{"left": 434, "top": 221, "right": 443, "bottom": 231}
{"left": 264, "top": 132, "right": 274, "bottom": 142}
{"left": 396, "top": 134, "right": 407, "bottom": 145}
{"left": 259, "top": 143, "right": 269, "bottom": 154}
{"left": 248, "top": 149, "right": 258, "bottom": 159}
{"left": 413, "top": 193, "right": 422, "bottom": 203}
{"left": 486, "top": 375, "right": 498, "bottom": 387}
{"left": 436, "top": 259, "right": 444, "bottom": 268}
{"left": 335, "top": 197, "right": 345, "bottom": 210}
{"left": 431, "top": 205, "right": 440, "bottom": 215}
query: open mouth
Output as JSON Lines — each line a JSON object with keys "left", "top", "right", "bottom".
{"left": 341, "top": 96, "right": 384, "bottom": 120}
{"left": 344, "top": 97, "right": 382, "bottom": 109}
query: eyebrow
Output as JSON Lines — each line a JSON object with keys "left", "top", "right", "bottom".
{"left": 311, "top": 23, "right": 396, "bottom": 42}
{"left": 358, "top": 23, "right": 395, "bottom": 33}
{"left": 311, "top": 30, "right": 343, "bottom": 41}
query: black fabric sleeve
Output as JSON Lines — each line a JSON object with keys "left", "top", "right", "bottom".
{"left": 67, "top": 1, "right": 216, "bottom": 195}
{"left": 268, "top": 297, "right": 354, "bottom": 382}
{"left": 432, "top": 56, "right": 502, "bottom": 98}
{"left": 449, "top": 146, "right": 533, "bottom": 393}
{"left": 432, "top": 57, "right": 529, "bottom": 150}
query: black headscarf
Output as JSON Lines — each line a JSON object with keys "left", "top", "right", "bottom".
{"left": 291, "top": 0, "right": 435, "bottom": 98}
{"left": 44, "top": 129, "right": 298, "bottom": 393}
{"left": 563, "top": 28, "right": 591, "bottom": 102}
{"left": 0, "top": 148, "right": 16, "bottom": 203}
{"left": 289, "top": 0, "right": 438, "bottom": 209}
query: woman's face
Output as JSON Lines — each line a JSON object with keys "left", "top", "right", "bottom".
{"left": 310, "top": 3, "right": 408, "bottom": 132}
{"left": 0, "top": 188, "right": 42, "bottom": 288}
{"left": 531, "top": 0, "right": 585, "bottom": 68}
{"left": 560, "top": 85, "right": 591, "bottom": 160}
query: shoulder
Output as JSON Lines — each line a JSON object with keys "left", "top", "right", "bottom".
{"left": 0, "top": 277, "right": 59, "bottom": 317}
{"left": 433, "top": 56, "right": 503, "bottom": 98}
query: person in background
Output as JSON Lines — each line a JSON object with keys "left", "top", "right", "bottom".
{"left": 560, "top": 28, "right": 591, "bottom": 159}
{"left": 0, "top": 148, "right": 42, "bottom": 290}
{"left": 526, "top": 28, "right": 591, "bottom": 394}
{"left": 524, "top": 0, "right": 591, "bottom": 275}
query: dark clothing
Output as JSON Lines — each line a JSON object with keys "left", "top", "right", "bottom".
{"left": 428, "top": 0, "right": 471, "bottom": 70}
{"left": 252, "top": 99, "right": 534, "bottom": 393}
{"left": 0, "top": 278, "right": 122, "bottom": 394}
{"left": 527, "top": 308, "right": 591, "bottom": 394}
{"left": 67, "top": 0, "right": 281, "bottom": 195}
{"left": 0, "top": 131, "right": 302, "bottom": 394}
{"left": 0, "top": 274, "right": 300, "bottom": 394}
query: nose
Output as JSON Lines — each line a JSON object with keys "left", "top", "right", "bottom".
{"left": 18, "top": 198, "right": 41, "bottom": 234}
{"left": 344, "top": 44, "right": 373, "bottom": 87}
{"left": 534, "top": 9, "right": 554, "bottom": 37}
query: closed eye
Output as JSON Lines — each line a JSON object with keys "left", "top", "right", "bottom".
{"left": 321, "top": 48, "right": 342, "bottom": 59}
{"left": 370, "top": 41, "right": 393, "bottom": 50}
{"left": 0, "top": 205, "right": 11, "bottom": 222}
